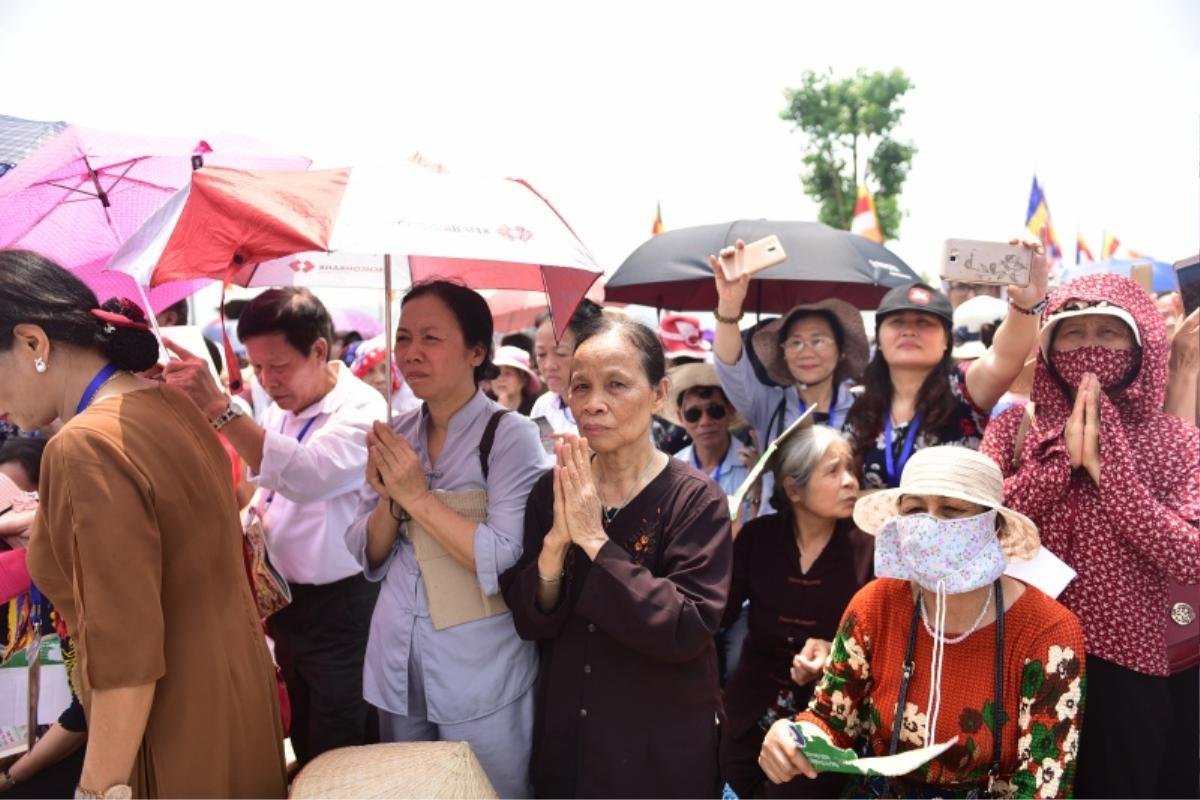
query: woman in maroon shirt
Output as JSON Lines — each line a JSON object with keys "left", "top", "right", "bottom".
{"left": 501, "top": 315, "right": 731, "bottom": 798}
{"left": 720, "top": 410, "right": 873, "bottom": 798}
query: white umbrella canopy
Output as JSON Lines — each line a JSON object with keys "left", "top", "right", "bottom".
{"left": 103, "top": 159, "right": 602, "bottom": 407}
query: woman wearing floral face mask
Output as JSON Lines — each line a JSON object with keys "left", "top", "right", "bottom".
{"left": 759, "top": 446, "right": 1086, "bottom": 799}
{"left": 980, "top": 274, "right": 1200, "bottom": 799}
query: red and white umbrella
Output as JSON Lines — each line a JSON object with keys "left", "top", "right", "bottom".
{"left": 105, "top": 160, "right": 603, "bottom": 401}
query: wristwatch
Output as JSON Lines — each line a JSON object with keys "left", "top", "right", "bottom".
{"left": 210, "top": 399, "right": 247, "bottom": 431}
{"left": 1009, "top": 296, "right": 1049, "bottom": 316}
{"left": 75, "top": 784, "right": 133, "bottom": 799}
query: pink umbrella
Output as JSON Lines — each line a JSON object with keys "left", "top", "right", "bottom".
{"left": 0, "top": 114, "right": 311, "bottom": 273}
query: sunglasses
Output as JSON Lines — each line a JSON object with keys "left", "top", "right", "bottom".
{"left": 682, "top": 403, "right": 728, "bottom": 423}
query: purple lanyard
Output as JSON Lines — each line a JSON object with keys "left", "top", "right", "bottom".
{"left": 797, "top": 383, "right": 839, "bottom": 429}
{"left": 883, "top": 412, "right": 922, "bottom": 488}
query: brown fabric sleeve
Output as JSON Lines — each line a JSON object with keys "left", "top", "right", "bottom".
{"left": 48, "top": 429, "right": 165, "bottom": 689}
{"left": 500, "top": 470, "right": 576, "bottom": 640}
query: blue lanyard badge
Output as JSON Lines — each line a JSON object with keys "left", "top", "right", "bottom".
{"left": 883, "top": 412, "right": 922, "bottom": 488}
{"left": 797, "top": 383, "right": 839, "bottom": 430}
{"left": 692, "top": 445, "right": 728, "bottom": 486}
{"left": 264, "top": 415, "right": 319, "bottom": 507}
{"left": 76, "top": 364, "right": 119, "bottom": 414}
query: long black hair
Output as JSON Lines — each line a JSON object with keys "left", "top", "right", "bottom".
{"left": 0, "top": 249, "right": 159, "bottom": 372}
{"left": 844, "top": 317, "right": 958, "bottom": 458}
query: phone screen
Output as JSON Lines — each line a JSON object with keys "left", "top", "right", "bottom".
{"left": 532, "top": 416, "right": 556, "bottom": 455}
{"left": 1177, "top": 258, "right": 1200, "bottom": 317}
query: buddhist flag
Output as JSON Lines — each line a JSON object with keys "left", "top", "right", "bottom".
{"left": 1102, "top": 231, "right": 1121, "bottom": 258}
{"left": 851, "top": 184, "right": 884, "bottom": 243}
{"left": 1025, "top": 176, "right": 1063, "bottom": 261}
{"left": 651, "top": 202, "right": 665, "bottom": 236}
{"left": 1075, "top": 231, "right": 1095, "bottom": 264}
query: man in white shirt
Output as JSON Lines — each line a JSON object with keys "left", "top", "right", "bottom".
{"left": 165, "top": 288, "right": 388, "bottom": 767}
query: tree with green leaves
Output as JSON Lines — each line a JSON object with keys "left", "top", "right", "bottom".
{"left": 780, "top": 68, "right": 916, "bottom": 241}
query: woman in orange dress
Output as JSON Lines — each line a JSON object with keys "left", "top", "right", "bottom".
{"left": 0, "top": 250, "right": 286, "bottom": 799}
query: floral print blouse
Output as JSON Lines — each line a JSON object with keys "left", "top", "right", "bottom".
{"left": 796, "top": 579, "right": 1087, "bottom": 798}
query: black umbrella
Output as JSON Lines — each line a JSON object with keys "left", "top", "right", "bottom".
{"left": 606, "top": 219, "right": 920, "bottom": 312}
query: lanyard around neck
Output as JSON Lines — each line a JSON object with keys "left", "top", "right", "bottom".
{"left": 76, "top": 364, "right": 119, "bottom": 415}
{"left": 558, "top": 394, "right": 576, "bottom": 425}
{"left": 264, "top": 415, "right": 319, "bottom": 507}
{"left": 883, "top": 412, "right": 922, "bottom": 488}
{"left": 797, "top": 382, "right": 839, "bottom": 430}
{"left": 884, "top": 581, "right": 1005, "bottom": 789}
{"left": 691, "top": 441, "right": 730, "bottom": 485}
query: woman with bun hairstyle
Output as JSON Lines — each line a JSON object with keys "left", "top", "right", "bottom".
{"left": 0, "top": 251, "right": 286, "bottom": 798}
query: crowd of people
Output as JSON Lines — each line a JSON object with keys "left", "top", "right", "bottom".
{"left": 0, "top": 238, "right": 1195, "bottom": 799}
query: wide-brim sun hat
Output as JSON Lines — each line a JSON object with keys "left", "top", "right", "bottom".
{"left": 663, "top": 362, "right": 747, "bottom": 430}
{"left": 951, "top": 295, "right": 1009, "bottom": 361}
{"left": 750, "top": 299, "right": 869, "bottom": 387}
{"left": 290, "top": 741, "right": 497, "bottom": 799}
{"left": 1037, "top": 300, "right": 1142, "bottom": 359}
{"left": 493, "top": 344, "right": 541, "bottom": 395}
{"left": 852, "top": 445, "right": 1040, "bottom": 561}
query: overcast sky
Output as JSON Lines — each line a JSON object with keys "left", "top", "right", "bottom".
{"left": 2, "top": 0, "right": 1197, "bottom": 290}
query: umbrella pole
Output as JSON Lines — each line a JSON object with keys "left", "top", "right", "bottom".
{"left": 384, "top": 254, "right": 394, "bottom": 426}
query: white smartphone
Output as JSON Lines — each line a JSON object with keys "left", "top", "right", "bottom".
{"left": 941, "top": 239, "right": 1032, "bottom": 287}
{"left": 719, "top": 235, "right": 787, "bottom": 281}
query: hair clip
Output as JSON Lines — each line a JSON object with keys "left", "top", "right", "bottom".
{"left": 91, "top": 308, "right": 150, "bottom": 333}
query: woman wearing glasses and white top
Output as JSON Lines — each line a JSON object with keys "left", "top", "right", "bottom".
{"left": 710, "top": 245, "right": 869, "bottom": 510}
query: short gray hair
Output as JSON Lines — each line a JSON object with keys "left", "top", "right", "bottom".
{"left": 769, "top": 424, "right": 846, "bottom": 509}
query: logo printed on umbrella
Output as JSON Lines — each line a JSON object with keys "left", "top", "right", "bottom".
{"left": 289, "top": 259, "right": 316, "bottom": 274}
{"left": 497, "top": 225, "right": 533, "bottom": 243}
{"left": 908, "top": 287, "right": 932, "bottom": 305}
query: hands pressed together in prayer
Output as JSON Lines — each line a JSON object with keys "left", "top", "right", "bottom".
{"left": 1065, "top": 373, "right": 1102, "bottom": 484}
{"left": 366, "top": 421, "right": 430, "bottom": 513}
{"left": 540, "top": 436, "right": 609, "bottom": 573}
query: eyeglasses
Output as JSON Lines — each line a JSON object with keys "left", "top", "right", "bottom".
{"left": 682, "top": 403, "right": 728, "bottom": 423}
{"left": 783, "top": 336, "right": 834, "bottom": 353}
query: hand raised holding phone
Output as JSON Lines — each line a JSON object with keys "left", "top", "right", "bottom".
{"left": 709, "top": 236, "right": 788, "bottom": 315}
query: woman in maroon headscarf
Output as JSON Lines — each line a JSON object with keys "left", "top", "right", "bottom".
{"left": 980, "top": 273, "right": 1200, "bottom": 799}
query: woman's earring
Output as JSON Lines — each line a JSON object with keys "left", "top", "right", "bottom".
{"left": 34, "top": 357, "right": 47, "bottom": 374}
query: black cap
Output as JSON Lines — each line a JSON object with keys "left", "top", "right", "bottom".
{"left": 875, "top": 282, "right": 953, "bottom": 325}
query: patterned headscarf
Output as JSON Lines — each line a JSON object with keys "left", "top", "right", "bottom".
{"left": 983, "top": 273, "right": 1200, "bottom": 675}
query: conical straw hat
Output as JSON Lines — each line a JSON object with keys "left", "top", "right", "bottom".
{"left": 290, "top": 741, "right": 498, "bottom": 799}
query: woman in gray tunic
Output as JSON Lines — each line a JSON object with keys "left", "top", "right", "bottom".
{"left": 345, "top": 281, "right": 550, "bottom": 798}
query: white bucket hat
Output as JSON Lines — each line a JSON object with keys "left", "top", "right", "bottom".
{"left": 951, "top": 295, "right": 1008, "bottom": 361}
{"left": 852, "top": 446, "right": 1039, "bottom": 561}
{"left": 1038, "top": 299, "right": 1142, "bottom": 358}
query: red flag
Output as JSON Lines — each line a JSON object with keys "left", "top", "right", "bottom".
{"left": 652, "top": 203, "right": 665, "bottom": 236}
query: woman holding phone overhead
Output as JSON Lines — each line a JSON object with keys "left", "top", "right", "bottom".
{"left": 710, "top": 241, "right": 870, "bottom": 510}
{"left": 842, "top": 234, "right": 1051, "bottom": 488}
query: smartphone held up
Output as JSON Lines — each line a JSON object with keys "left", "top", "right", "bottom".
{"left": 718, "top": 235, "right": 787, "bottom": 282}
{"left": 941, "top": 239, "right": 1033, "bottom": 287}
